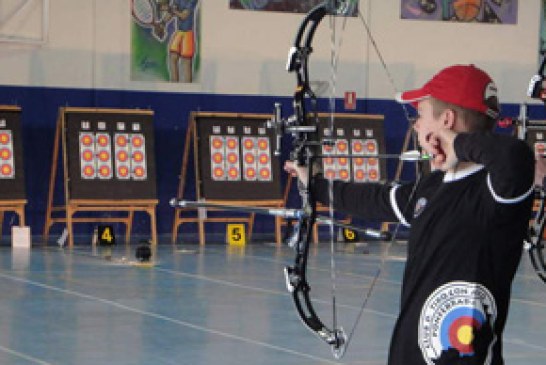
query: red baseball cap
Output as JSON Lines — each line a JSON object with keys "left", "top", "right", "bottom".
{"left": 395, "top": 64, "right": 499, "bottom": 119}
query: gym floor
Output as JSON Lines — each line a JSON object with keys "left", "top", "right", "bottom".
{"left": 0, "top": 239, "right": 544, "bottom": 365}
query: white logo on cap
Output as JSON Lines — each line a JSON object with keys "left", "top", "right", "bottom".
{"left": 484, "top": 82, "right": 497, "bottom": 100}
{"left": 484, "top": 82, "right": 499, "bottom": 118}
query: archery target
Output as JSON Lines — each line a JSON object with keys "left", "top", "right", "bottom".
{"left": 216, "top": 135, "right": 241, "bottom": 181}
{"left": 256, "top": 137, "right": 272, "bottom": 181}
{"left": 225, "top": 136, "right": 241, "bottom": 181}
{"left": 322, "top": 143, "right": 337, "bottom": 181}
{"left": 209, "top": 135, "right": 241, "bottom": 181}
{"left": 79, "top": 132, "right": 97, "bottom": 179}
{"left": 210, "top": 135, "right": 226, "bottom": 181}
{"left": 95, "top": 133, "right": 113, "bottom": 179}
{"left": 130, "top": 134, "right": 148, "bottom": 180}
{"left": 96, "top": 133, "right": 113, "bottom": 180}
{"left": 321, "top": 139, "right": 352, "bottom": 182}
{"left": 336, "top": 139, "right": 351, "bottom": 182}
{"left": 365, "top": 139, "right": 380, "bottom": 182}
{"left": 114, "top": 134, "right": 131, "bottom": 180}
{"left": 241, "top": 136, "right": 257, "bottom": 181}
{"left": 0, "top": 130, "right": 15, "bottom": 179}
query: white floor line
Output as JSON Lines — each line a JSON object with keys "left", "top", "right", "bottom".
{"left": 504, "top": 337, "right": 546, "bottom": 352}
{"left": 0, "top": 344, "right": 52, "bottom": 365}
{"left": 0, "top": 271, "right": 342, "bottom": 365}
{"left": 153, "top": 266, "right": 398, "bottom": 319}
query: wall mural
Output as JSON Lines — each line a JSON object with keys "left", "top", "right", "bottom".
{"left": 131, "top": 0, "right": 201, "bottom": 83}
{"left": 401, "top": 0, "right": 518, "bottom": 24}
{"left": 229, "top": 0, "right": 358, "bottom": 15}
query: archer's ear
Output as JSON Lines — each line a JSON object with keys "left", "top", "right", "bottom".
{"left": 442, "top": 109, "right": 456, "bottom": 130}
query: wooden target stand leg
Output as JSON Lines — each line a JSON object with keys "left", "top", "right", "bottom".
{"left": 171, "top": 116, "right": 283, "bottom": 245}
{"left": 43, "top": 111, "right": 158, "bottom": 247}
{"left": 0, "top": 201, "right": 26, "bottom": 241}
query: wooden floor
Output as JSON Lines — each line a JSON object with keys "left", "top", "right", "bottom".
{"left": 0, "top": 238, "right": 544, "bottom": 365}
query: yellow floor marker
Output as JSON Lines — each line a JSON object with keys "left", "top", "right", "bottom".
{"left": 226, "top": 224, "right": 246, "bottom": 246}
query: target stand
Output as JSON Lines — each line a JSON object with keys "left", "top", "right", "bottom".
{"left": 0, "top": 106, "right": 26, "bottom": 240}
{"left": 44, "top": 108, "right": 158, "bottom": 247}
{"left": 171, "top": 112, "right": 284, "bottom": 245}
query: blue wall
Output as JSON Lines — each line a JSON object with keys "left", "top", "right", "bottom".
{"left": 0, "top": 85, "right": 542, "bottom": 242}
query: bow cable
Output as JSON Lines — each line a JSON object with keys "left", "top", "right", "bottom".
{"left": 320, "top": 1, "right": 424, "bottom": 354}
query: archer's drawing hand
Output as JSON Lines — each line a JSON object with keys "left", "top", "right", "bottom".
{"left": 284, "top": 161, "right": 309, "bottom": 188}
{"left": 424, "top": 129, "right": 458, "bottom": 171}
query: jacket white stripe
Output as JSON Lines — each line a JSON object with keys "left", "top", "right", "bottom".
{"left": 486, "top": 174, "right": 534, "bottom": 204}
{"left": 390, "top": 185, "right": 410, "bottom": 227}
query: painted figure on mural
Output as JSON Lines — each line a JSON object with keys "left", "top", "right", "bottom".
{"left": 156, "top": 0, "right": 199, "bottom": 82}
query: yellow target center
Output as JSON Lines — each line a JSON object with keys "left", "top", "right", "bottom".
{"left": 457, "top": 325, "right": 474, "bottom": 345}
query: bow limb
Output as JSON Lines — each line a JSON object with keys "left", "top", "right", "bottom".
{"left": 283, "top": 166, "right": 348, "bottom": 359}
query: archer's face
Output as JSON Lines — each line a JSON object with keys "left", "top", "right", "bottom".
{"left": 413, "top": 98, "right": 443, "bottom": 156}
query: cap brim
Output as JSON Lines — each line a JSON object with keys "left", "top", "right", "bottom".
{"left": 395, "top": 89, "right": 431, "bottom": 107}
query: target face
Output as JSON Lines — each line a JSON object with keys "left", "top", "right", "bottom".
{"left": 79, "top": 132, "right": 97, "bottom": 179}
{"left": 130, "top": 133, "right": 148, "bottom": 180}
{"left": 0, "top": 130, "right": 15, "bottom": 179}
{"left": 0, "top": 132, "right": 11, "bottom": 145}
{"left": 241, "top": 136, "right": 273, "bottom": 182}
{"left": 241, "top": 137, "right": 257, "bottom": 181}
{"left": 351, "top": 138, "right": 381, "bottom": 182}
{"left": 114, "top": 133, "right": 130, "bottom": 180}
{"left": 322, "top": 138, "right": 351, "bottom": 181}
{"left": 209, "top": 135, "right": 242, "bottom": 181}
{"left": 79, "top": 131, "right": 148, "bottom": 181}
{"left": 210, "top": 136, "right": 227, "bottom": 181}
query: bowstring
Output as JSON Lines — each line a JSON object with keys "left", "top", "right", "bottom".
{"left": 330, "top": 2, "right": 423, "bottom": 352}
{"left": 327, "top": 7, "right": 348, "bottom": 339}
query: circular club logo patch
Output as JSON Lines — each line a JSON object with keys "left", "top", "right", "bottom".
{"left": 419, "top": 281, "right": 497, "bottom": 365}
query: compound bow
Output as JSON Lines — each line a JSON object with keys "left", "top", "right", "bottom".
{"left": 171, "top": 0, "right": 424, "bottom": 358}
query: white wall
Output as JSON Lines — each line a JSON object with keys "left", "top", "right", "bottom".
{"left": 0, "top": 0, "right": 542, "bottom": 104}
